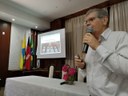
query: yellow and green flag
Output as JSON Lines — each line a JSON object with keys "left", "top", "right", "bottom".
{"left": 19, "top": 35, "right": 26, "bottom": 70}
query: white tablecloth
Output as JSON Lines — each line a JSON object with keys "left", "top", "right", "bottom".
{"left": 4, "top": 76, "right": 89, "bottom": 96}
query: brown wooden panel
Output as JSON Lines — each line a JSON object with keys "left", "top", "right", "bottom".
{"left": 50, "top": 18, "right": 65, "bottom": 30}
{"left": 0, "top": 19, "right": 11, "bottom": 86}
{"left": 39, "top": 58, "right": 65, "bottom": 78}
{"left": 8, "top": 68, "right": 62, "bottom": 78}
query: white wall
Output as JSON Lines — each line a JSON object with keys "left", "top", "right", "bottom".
{"left": 8, "top": 23, "right": 31, "bottom": 70}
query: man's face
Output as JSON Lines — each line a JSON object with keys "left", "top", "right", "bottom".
{"left": 85, "top": 12, "right": 108, "bottom": 37}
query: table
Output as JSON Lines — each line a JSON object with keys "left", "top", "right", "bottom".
{"left": 4, "top": 76, "right": 89, "bottom": 96}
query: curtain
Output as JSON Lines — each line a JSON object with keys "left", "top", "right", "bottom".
{"left": 65, "top": 15, "right": 86, "bottom": 67}
{"left": 109, "top": 0, "right": 128, "bottom": 32}
{"left": 65, "top": 0, "right": 128, "bottom": 67}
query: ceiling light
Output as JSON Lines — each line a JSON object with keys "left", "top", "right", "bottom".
{"left": 35, "top": 26, "right": 38, "bottom": 29}
{"left": 12, "top": 18, "right": 15, "bottom": 21}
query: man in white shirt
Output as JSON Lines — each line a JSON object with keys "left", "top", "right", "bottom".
{"left": 75, "top": 8, "right": 128, "bottom": 96}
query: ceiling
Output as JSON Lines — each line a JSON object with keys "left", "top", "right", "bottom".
{"left": 0, "top": 0, "right": 107, "bottom": 30}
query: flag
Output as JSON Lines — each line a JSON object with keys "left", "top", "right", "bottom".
{"left": 30, "top": 32, "right": 37, "bottom": 69}
{"left": 30, "top": 34, "right": 34, "bottom": 68}
{"left": 19, "top": 35, "right": 26, "bottom": 70}
{"left": 24, "top": 37, "right": 31, "bottom": 70}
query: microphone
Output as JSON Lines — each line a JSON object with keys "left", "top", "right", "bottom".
{"left": 82, "top": 43, "right": 89, "bottom": 53}
{"left": 82, "top": 27, "right": 94, "bottom": 53}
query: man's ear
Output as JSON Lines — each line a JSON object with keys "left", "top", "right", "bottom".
{"left": 102, "top": 16, "right": 108, "bottom": 26}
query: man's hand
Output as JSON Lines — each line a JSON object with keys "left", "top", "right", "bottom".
{"left": 83, "top": 33, "right": 100, "bottom": 50}
{"left": 74, "top": 55, "right": 86, "bottom": 69}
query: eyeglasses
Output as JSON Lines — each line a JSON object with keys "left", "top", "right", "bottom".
{"left": 85, "top": 17, "right": 97, "bottom": 25}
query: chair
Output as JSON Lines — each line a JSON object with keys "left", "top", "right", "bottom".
{"left": 48, "top": 65, "right": 54, "bottom": 78}
{"left": 77, "top": 68, "right": 84, "bottom": 82}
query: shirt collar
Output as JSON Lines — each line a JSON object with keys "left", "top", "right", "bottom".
{"left": 100, "top": 28, "right": 112, "bottom": 41}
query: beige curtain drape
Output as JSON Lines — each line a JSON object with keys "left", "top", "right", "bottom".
{"left": 65, "top": 0, "right": 128, "bottom": 67}
{"left": 109, "top": 0, "right": 128, "bottom": 32}
{"left": 65, "top": 15, "right": 86, "bottom": 67}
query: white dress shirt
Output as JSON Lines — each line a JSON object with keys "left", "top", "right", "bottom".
{"left": 81, "top": 28, "right": 128, "bottom": 96}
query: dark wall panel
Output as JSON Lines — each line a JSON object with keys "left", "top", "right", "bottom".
{"left": 0, "top": 20, "right": 11, "bottom": 86}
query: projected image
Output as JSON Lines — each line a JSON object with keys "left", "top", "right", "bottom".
{"left": 40, "top": 33, "right": 61, "bottom": 54}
